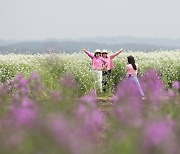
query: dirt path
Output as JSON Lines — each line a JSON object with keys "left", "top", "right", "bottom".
{"left": 96, "top": 97, "right": 114, "bottom": 118}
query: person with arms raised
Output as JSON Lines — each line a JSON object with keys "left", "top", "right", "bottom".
{"left": 82, "top": 48, "right": 108, "bottom": 93}
{"left": 101, "top": 49, "right": 123, "bottom": 92}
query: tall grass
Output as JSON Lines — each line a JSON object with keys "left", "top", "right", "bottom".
{"left": 0, "top": 51, "right": 179, "bottom": 95}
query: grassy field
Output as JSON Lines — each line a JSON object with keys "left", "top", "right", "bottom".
{"left": 0, "top": 51, "right": 180, "bottom": 154}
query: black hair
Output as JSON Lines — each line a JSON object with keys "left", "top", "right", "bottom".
{"left": 102, "top": 53, "right": 108, "bottom": 58}
{"left": 94, "top": 52, "right": 101, "bottom": 57}
{"left": 127, "top": 55, "right": 137, "bottom": 70}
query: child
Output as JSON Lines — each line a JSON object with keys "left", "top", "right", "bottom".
{"left": 82, "top": 48, "right": 108, "bottom": 93}
{"left": 126, "top": 55, "right": 145, "bottom": 98}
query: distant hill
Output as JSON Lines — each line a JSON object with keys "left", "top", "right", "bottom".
{"left": 0, "top": 39, "right": 22, "bottom": 46}
{"left": 77, "top": 36, "right": 180, "bottom": 48}
{"left": 0, "top": 36, "right": 180, "bottom": 54}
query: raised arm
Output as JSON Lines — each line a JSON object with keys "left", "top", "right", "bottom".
{"left": 82, "top": 48, "right": 94, "bottom": 59}
{"left": 110, "top": 49, "right": 123, "bottom": 59}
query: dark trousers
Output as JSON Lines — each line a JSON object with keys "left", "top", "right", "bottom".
{"left": 102, "top": 69, "right": 112, "bottom": 92}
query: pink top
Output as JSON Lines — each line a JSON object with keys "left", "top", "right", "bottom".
{"left": 84, "top": 50, "right": 108, "bottom": 70}
{"left": 126, "top": 64, "right": 138, "bottom": 76}
{"left": 104, "top": 51, "right": 122, "bottom": 70}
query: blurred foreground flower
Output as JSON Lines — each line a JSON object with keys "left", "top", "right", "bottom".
{"left": 172, "top": 80, "right": 180, "bottom": 90}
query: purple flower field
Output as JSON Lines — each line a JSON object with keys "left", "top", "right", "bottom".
{"left": 0, "top": 69, "right": 180, "bottom": 154}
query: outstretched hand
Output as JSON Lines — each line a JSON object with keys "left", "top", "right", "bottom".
{"left": 119, "top": 49, "right": 124, "bottom": 52}
{"left": 82, "top": 48, "right": 86, "bottom": 52}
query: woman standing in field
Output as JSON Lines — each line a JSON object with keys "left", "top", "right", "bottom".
{"left": 82, "top": 48, "right": 108, "bottom": 93}
{"left": 125, "top": 55, "right": 145, "bottom": 98}
{"left": 101, "top": 49, "right": 123, "bottom": 92}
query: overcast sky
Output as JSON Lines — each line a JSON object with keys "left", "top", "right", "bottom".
{"left": 0, "top": 0, "right": 180, "bottom": 40}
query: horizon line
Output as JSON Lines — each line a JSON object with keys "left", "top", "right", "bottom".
{"left": 0, "top": 35, "right": 180, "bottom": 41}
